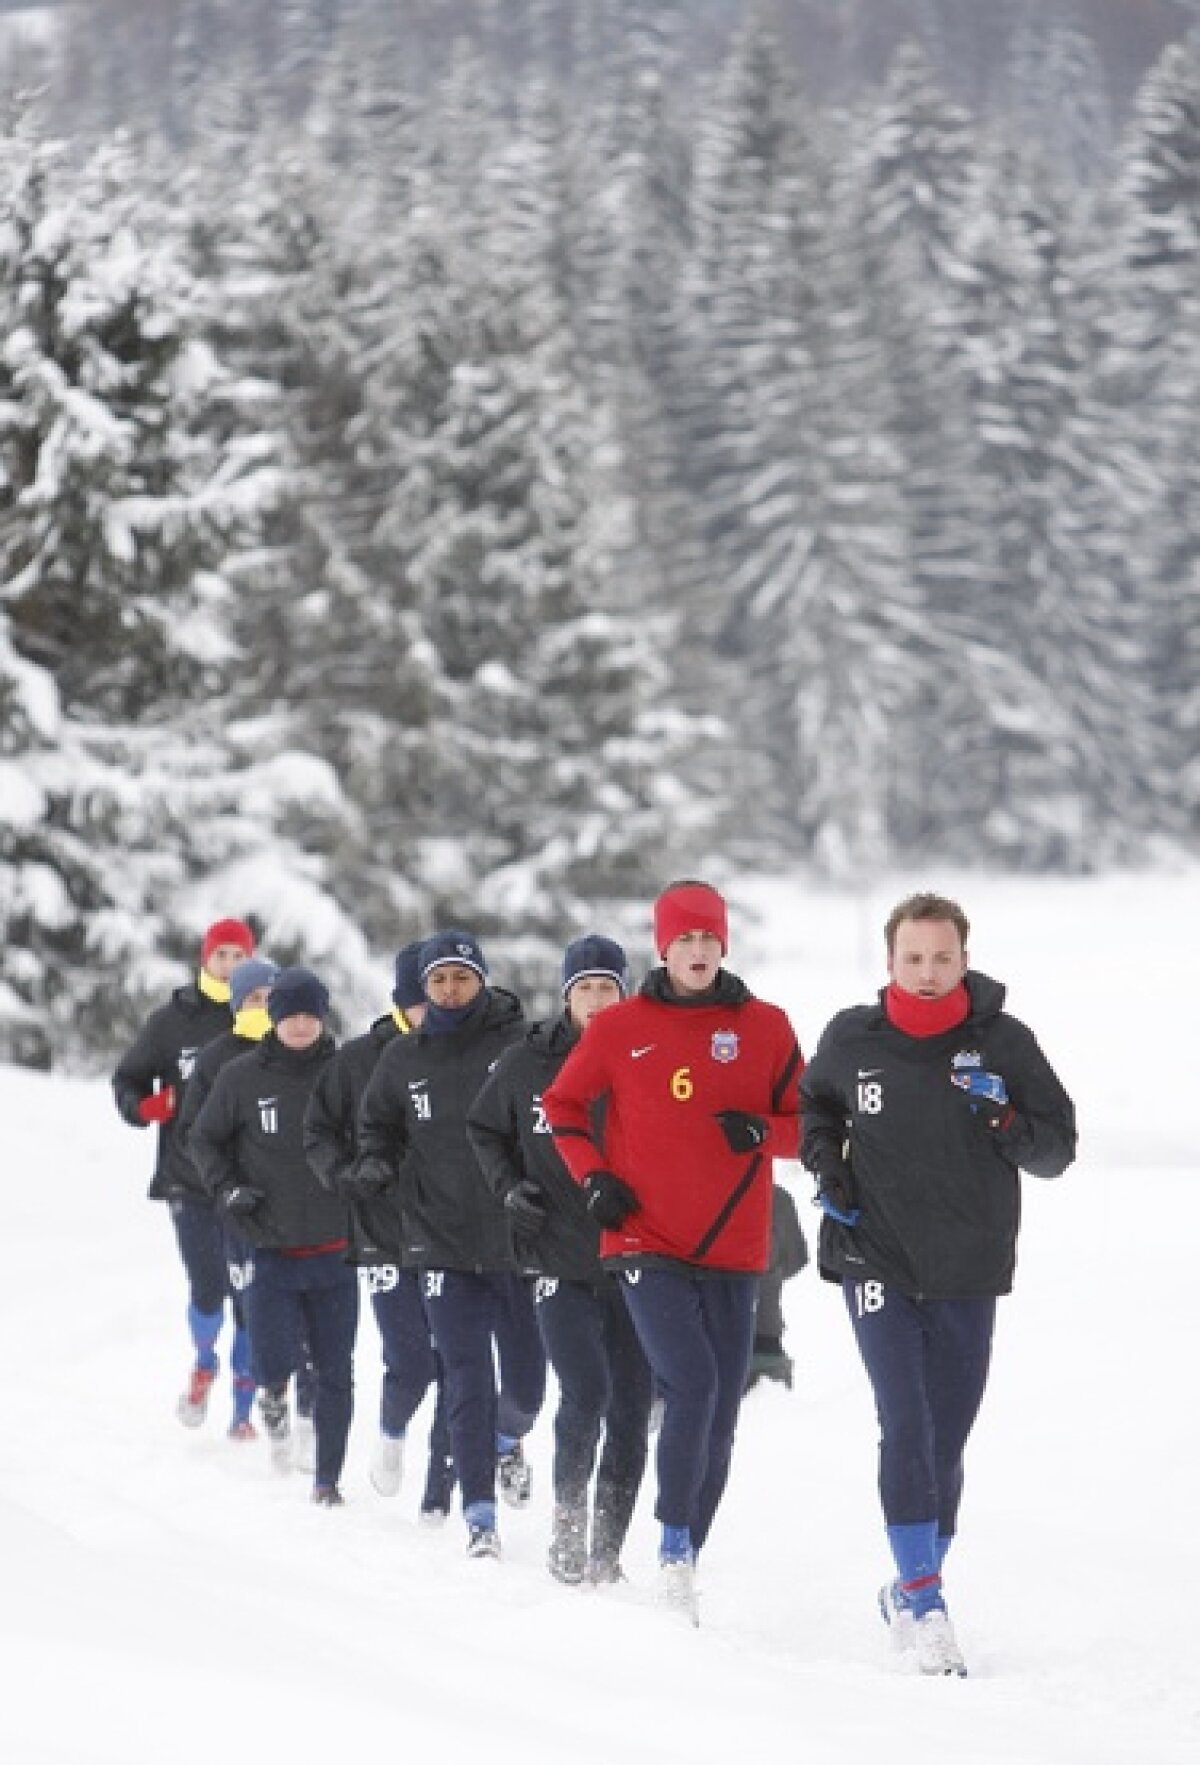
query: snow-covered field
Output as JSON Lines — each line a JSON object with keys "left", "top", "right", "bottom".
{"left": 2, "top": 868, "right": 1196, "bottom": 1764}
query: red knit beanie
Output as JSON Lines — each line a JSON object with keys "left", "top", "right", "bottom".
{"left": 653, "top": 882, "right": 728, "bottom": 957}
{"left": 200, "top": 918, "right": 256, "bottom": 965}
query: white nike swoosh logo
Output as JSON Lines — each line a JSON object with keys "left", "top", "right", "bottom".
{"left": 631, "top": 1045, "right": 655, "bottom": 1059}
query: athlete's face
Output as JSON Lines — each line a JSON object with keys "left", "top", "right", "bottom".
{"left": 206, "top": 944, "right": 250, "bottom": 983}
{"left": 566, "top": 974, "right": 623, "bottom": 1033}
{"left": 663, "top": 930, "right": 723, "bottom": 996}
{"left": 423, "top": 964, "right": 483, "bottom": 1009}
{"left": 274, "top": 1013, "right": 324, "bottom": 1050}
{"left": 887, "top": 918, "right": 968, "bottom": 999}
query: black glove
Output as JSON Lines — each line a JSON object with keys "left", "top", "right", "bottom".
{"left": 220, "top": 1185, "right": 265, "bottom": 1218}
{"left": 715, "top": 1109, "right": 769, "bottom": 1153}
{"left": 810, "top": 1158, "right": 860, "bottom": 1227}
{"left": 584, "top": 1170, "right": 640, "bottom": 1229}
{"left": 343, "top": 1159, "right": 392, "bottom": 1201}
{"left": 504, "top": 1180, "right": 549, "bottom": 1237}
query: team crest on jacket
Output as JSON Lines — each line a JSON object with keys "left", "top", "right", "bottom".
{"left": 711, "top": 1030, "right": 739, "bottom": 1064}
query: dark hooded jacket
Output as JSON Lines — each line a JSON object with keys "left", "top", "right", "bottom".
{"left": 112, "top": 983, "right": 233, "bottom": 1201}
{"left": 800, "top": 970, "right": 1077, "bottom": 1298}
{"left": 356, "top": 987, "right": 525, "bottom": 1271}
{"left": 189, "top": 1029, "right": 347, "bottom": 1251}
{"left": 303, "top": 1014, "right": 410, "bottom": 1265}
{"left": 466, "top": 1013, "right": 608, "bottom": 1285}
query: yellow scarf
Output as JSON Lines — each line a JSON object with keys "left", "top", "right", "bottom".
{"left": 234, "top": 1006, "right": 272, "bottom": 1042}
{"left": 392, "top": 1008, "right": 416, "bottom": 1034}
{"left": 199, "top": 970, "right": 232, "bottom": 1005}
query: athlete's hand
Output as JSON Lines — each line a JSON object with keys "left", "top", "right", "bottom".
{"left": 504, "top": 1180, "right": 548, "bottom": 1237}
{"left": 715, "top": 1109, "right": 769, "bottom": 1153}
{"left": 137, "top": 1086, "right": 177, "bottom": 1125}
{"left": 584, "top": 1171, "right": 640, "bottom": 1229}
{"left": 950, "top": 1069, "right": 1013, "bottom": 1129}
{"left": 814, "top": 1171, "right": 860, "bottom": 1228}
{"left": 219, "top": 1185, "right": 265, "bottom": 1218}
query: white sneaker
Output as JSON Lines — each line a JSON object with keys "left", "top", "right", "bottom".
{"left": 914, "top": 1608, "right": 967, "bottom": 1677}
{"left": 879, "top": 1580, "right": 917, "bottom": 1651}
{"left": 658, "top": 1558, "right": 700, "bottom": 1627}
{"left": 259, "top": 1389, "right": 293, "bottom": 1475}
{"left": 371, "top": 1433, "right": 405, "bottom": 1497}
{"left": 291, "top": 1413, "right": 316, "bottom": 1474}
{"left": 467, "top": 1525, "right": 502, "bottom": 1560}
{"left": 498, "top": 1442, "right": 532, "bottom": 1509}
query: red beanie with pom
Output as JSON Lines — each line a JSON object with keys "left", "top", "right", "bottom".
{"left": 653, "top": 882, "right": 728, "bottom": 958}
{"left": 200, "top": 918, "right": 256, "bottom": 966}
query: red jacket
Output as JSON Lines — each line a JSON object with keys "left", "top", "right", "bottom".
{"left": 543, "top": 969, "right": 804, "bottom": 1273}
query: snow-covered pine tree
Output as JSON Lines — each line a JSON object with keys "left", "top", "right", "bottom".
{"left": 1005, "top": 2, "right": 1114, "bottom": 187}
{"left": 363, "top": 59, "right": 724, "bottom": 1002}
{"left": 1103, "top": 37, "right": 1200, "bottom": 844}
{"left": 682, "top": 19, "right": 922, "bottom": 877}
{"left": 0, "top": 119, "right": 370, "bottom": 1064}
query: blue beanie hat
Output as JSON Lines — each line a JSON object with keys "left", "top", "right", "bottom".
{"left": 418, "top": 929, "right": 488, "bottom": 986}
{"left": 267, "top": 966, "right": 331, "bottom": 1025}
{"left": 230, "top": 957, "right": 281, "bottom": 1013}
{"left": 392, "top": 940, "right": 425, "bottom": 1009}
{"left": 561, "top": 935, "right": 628, "bottom": 998}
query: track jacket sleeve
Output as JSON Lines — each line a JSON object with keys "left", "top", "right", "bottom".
{"left": 189, "top": 1069, "right": 245, "bottom": 1205}
{"left": 466, "top": 1059, "right": 525, "bottom": 1203}
{"left": 987, "top": 1023, "right": 1077, "bottom": 1179}
{"left": 798, "top": 1030, "right": 854, "bottom": 1191}
{"left": 542, "top": 1033, "right": 609, "bottom": 1187}
{"left": 304, "top": 1057, "right": 356, "bottom": 1194}
{"left": 355, "top": 1043, "right": 412, "bottom": 1192}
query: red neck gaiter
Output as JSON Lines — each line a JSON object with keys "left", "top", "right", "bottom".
{"left": 884, "top": 981, "right": 970, "bottom": 1039}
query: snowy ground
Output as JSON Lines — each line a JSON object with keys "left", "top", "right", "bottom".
{"left": 2, "top": 868, "right": 1197, "bottom": 1764}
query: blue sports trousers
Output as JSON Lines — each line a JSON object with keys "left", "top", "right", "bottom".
{"left": 367, "top": 1266, "right": 454, "bottom": 1501}
{"left": 618, "top": 1265, "right": 758, "bottom": 1552}
{"left": 247, "top": 1248, "right": 360, "bottom": 1488}
{"left": 534, "top": 1274, "right": 652, "bottom": 1555}
{"left": 844, "top": 1279, "right": 996, "bottom": 1536}
{"left": 421, "top": 1269, "right": 546, "bottom": 1511}
{"left": 170, "top": 1195, "right": 230, "bottom": 1316}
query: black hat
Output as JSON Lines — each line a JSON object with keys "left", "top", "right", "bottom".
{"left": 267, "top": 966, "right": 331, "bottom": 1025}
{"left": 418, "top": 929, "right": 488, "bottom": 986}
{"left": 561, "top": 935, "right": 628, "bottom": 998}
{"left": 392, "top": 941, "right": 425, "bottom": 1010}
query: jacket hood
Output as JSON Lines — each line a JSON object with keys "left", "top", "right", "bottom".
{"left": 257, "top": 1028, "right": 337, "bottom": 1069}
{"left": 640, "top": 966, "right": 753, "bottom": 1009}
{"left": 524, "top": 1013, "right": 579, "bottom": 1058}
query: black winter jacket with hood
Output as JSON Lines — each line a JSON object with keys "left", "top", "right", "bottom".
{"left": 800, "top": 970, "right": 1076, "bottom": 1299}
{"left": 304, "top": 1014, "right": 410, "bottom": 1265}
{"left": 112, "top": 983, "right": 233, "bottom": 1201}
{"left": 356, "top": 987, "right": 525, "bottom": 1271}
{"left": 189, "top": 1029, "right": 347, "bottom": 1251}
{"left": 466, "top": 1013, "right": 608, "bottom": 1285}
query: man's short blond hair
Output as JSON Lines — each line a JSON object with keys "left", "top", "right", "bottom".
{"left": 884, "top": 892, "right": 970, "bottom": 956}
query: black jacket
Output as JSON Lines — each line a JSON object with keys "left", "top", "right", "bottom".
{"left": 799, "top": 971, "right": 1076, "bottom": 1299}
{"left": 189, "top": 1030, "right": 348, "bottom": 1251}
{"left": 177, "top": 1027, "right": 260, "bottom": 1166}
{"left": 466, "top": 1013, "right": 608, "bottom": 1284}
{"left": 304, "top": 1014, "right": 409, "bottom": 1266}
{"left": 112, "top": 983, "right": 233, "bottom": 1201}
{"left": 356, "top": 988, "right": 525, "bottom": 1271}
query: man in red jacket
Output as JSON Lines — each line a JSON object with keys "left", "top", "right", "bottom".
{"left": 543, "top": 880, "right": 803, "bottom": 1621}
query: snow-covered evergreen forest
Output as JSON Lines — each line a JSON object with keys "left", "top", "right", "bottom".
{"left": 0, "top": 0, "right": 1196, "bottom": 1068}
